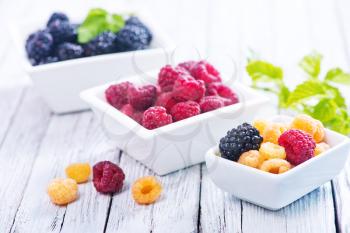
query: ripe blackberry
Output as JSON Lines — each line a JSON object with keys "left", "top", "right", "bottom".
{"left": 47, "top": 12, "right": 69, "bottom": 26}
{"left": 56, "top": 42, "right": 84, "bottom": 61}
{"left": 219, "top": 123, "right": 263, "bottom": 161}
{"left": 114, "top": 25, "right": 150, "bottom": 52}
{"left": 48, "top": 20, "right": 77, "bottom": 44}
{"left": 84, "top": 31, "right": 116, "bottom": 56}
{"left": 25, "top": 30, "right": 54, "bottom": 64}
{"left": 125, "top": 16, "right": 152, "bottom": 44}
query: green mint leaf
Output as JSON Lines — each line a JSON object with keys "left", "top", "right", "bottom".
{"left": 311, "top": 98, "right": 337, "bottom": 122}
{"left": 299, "top": 51, "right": 322, "bottom": 78}
{"left": 278, "top": 85, "right": 290, "bottom": 108}
{"left": 323, "top": 83, "right": 346, "bottom": 107}
{"left": 324, "top": 68, "right": 350, "bottom": 85}
{"left": 326, "top": 109, "right": 350, "bottom": 134}
{"left": 287, "top": 80, "right": 326, "bottom": 105}
{"left": 246, "top": 60, "right": 283, "bottom": 83}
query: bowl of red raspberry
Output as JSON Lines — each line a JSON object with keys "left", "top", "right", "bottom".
{"left": 205, "top": 115, "right": 350, "bottom": 210}
{"left": 80, "top": 60, "right": 269, "bottom": 175}
{"left": 10, "top": 8, "right": 174, "bottom": 114}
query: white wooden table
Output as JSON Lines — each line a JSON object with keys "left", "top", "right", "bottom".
{"left": 1, "top": 0, "right": 350, "bottom": 232}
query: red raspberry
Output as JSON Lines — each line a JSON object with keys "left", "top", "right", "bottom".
{"left": 199, "top": 96, "right": 225, "bottom": 113}
{"left": 105, "top": 82, "right": 133, "bottom": 109}
{"left": 278, "top": 129, "right": 316, "bottom": 165}
{"left": 170, "top": 101, "right": 200, "bottom": 121}
{"left": 191, "top": 60, "right": 221, "bottom": 84}
{"left": 142, "top": 106, "right": 173, "bottom": 129}
{"left": 206, "top": 82, "right": 239, "bottom": 106}
{"left": 172, "top": 75, "right": 205, "bottom": 102}
{"left": 158, "top": 65, "right": 188, "bottom": 92}
{"left": 177, "top": 60, "right": 197, "bottom": 72}
{"left": 128, "top": 84, "right": 157, "bottom": 111}
{"left": 132, "top": 111, "right": 144, "bottom": 124}
{"left": 93, "top": 161, "right": 125, "bottom": 194}
{"left": 155, "top": 92, "right": 178, "bottom": 112}
{"left": 120, "top": 104, "right": 134, "bottom": 117}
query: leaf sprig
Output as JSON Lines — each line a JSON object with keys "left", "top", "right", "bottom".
{"left": 246, "top": 51, "right": 350, "bottom": 135}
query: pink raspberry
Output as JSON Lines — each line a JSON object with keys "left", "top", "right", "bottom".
{"left": 158, "top": 65, "right": 188, "bottom": 92}
{"left": 191, "top": 60, "right": 221, "bottom": 84}
{"left": 278, "top": 129, "right": 316, "bottom": 165}
{"left": 120, "top": 104, "right": 134, "bottom": 117}
{"left": 170, "top": 101, "right": 200, "bottom": 122}
{"left": 132, "top": 111, "right": 144, "bottom": 124}
{"left": 128, "top": 84, "right": 157, "bottom": 111}
{"left": 155, "top": 92, "right": 178, "bottom": 112}
{"left": 93, "top": 161, "right": 125, "bottom": 194}
{"left": 142, "top": 106, "right": 173, "bottom": 129}
{"left": 199, "top": 96, "right": 225, "bottom": 113}
{"left": 172, "top": 75, "right": 205, "bottom": 102}
{"left": 206, "top": 82, "right": 239, "bottom": 106}
{"left": 177, "top": 60, "right": 197, "bottom": 72}
{"left": 105, "top": 82, "right": 133, "bottom": 109}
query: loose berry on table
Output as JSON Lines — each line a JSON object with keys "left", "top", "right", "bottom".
{"left": 65, "top": 163, "right": 91, "bottom": 183}
{"left": 93, "top": 161, "right": 125, "bottom": 194}
{"left": 47, "top": 178, "right": 78, "bottom": 205}
{"left": 132, "top": 176, "right": 162, "bottom": 205}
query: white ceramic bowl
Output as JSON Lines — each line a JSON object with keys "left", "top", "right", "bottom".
{"left": 10, "top": 11, "right": 174, "bottom": 114}
{"left": 205, "top": 115, "right": 350, "bottom": 210}
{"left": 80, "top": 73, "right": 269, "bottom": 175}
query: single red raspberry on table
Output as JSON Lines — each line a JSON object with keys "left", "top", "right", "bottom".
{"left": 177, "top": 60, "right": 197, "bottom": 72}
{"left": 105, "top": 81, "right": 133, "bottom": 109}
{"left": 93, "top": 161, "right": 125, "bottom": 194}
{"left": 170, "top": 101, "right": 200, "bottom": 121}
{"left": 206, "top": 82, "right": 239, "bottom": 106}
{"left": 128, "top": 84, "right": 157, "bottom": 111}
{"left": 155, "top": 92, "right": 178, "bottom": 112}
{"left": 142, "top": 106, "right": 173, "bottom": 129}
{"left": 172, "top": 75, "right": 205, "bottom": 102}
{"left": 191, "top": 60, "right": 222, "bottom": 84}
{"left": 199, "top": 96, "right": 225, "bottom": 113}
{"left": 278, "top": 129, "right": 316, "bottom": 165}
{"left": 158, "top": 65, "right": 188, "bottom": 92}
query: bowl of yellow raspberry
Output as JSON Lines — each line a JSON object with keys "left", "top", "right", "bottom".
{"left": 205, "top": 114, "right": 350, "bottom": 210}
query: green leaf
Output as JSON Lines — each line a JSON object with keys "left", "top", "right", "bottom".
{"left": 324, "top": 68, "right": 350, "bottom": 85}
{"left": 311, "top": 98, "right": 337, "bottom": 122}
{"left": 246, "top": 60, "right": 283, "bottom": 83}
{"left": 287, "top": 80, "right": 326, "bottom": 105}
{"left": 326, "top": 109, "right": 350, "bottom": 135}
{"left": 323, "top": 83, "right": 346, "bottom": 107}
{"left": 278, "top": 85, "right": 290, "bottom": 108}
{"left": 299, "top": 51, "right": 322, "bottom": 78}
{"left": 78, "top": 8, "right": 125, "bottom": 43}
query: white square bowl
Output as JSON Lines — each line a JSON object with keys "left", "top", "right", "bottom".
{"left": 10, "top": 10, "right": 174, "bottom": 114}
{"left": 205, "top": 115, "right": 350, "bottom": 210}
{"left": 80, "top": 73, "right": 270, "bottom": 175}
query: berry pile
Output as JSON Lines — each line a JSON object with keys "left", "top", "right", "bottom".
{"left": 105, "top": 60, "right": 240, "bottom": 130}
{"left": 219, "top": 114, "right": 330, "bottom": 174}
{"left": 25, "top": 12, "right": 152, "bottom": 66}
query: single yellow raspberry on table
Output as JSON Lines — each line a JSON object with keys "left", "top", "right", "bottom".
{"left": 47, "top": 178, "right": 78, "bottom": 205}
{"left": 238, "top": 150, "right": 265, "bottom": 168}
{"left": 259, "top": 158, "right": 291, "bottom": 174}
{"left": 262, "top": 123, "right": 288, "bottom": 144}
{"left": 290, "top": 114, "right": 325, "bottom": 143}
{"left": 259, "top": 142, "right": 286, "bottom": 160}
{"left": 132, "top": 176, "right": 162, "bottom": 205}
{"left": 65, "top": 163, "right": 91, "bottom": 183}
{"left": 314, "top": 142, "right": 330, "bottom": 156}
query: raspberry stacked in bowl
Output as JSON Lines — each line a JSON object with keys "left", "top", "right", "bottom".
{"left": 105, "top": 60, "right": 239, "bottom": 130}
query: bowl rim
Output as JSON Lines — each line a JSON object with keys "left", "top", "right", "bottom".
{"left": 80, "top": 77, "right": 270, "bottom": 140}
{"left": 205, "top": 114, "right": 350, "bottom": 180}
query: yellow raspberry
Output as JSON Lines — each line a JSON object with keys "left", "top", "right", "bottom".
{"left": 132, "top": 176, "right": 162, "bottom": 205}
{"left": 259, "top": 142, "right": 286, "bottom": 160}
{"left": 238, "top": 150, "right": 265, "bottom": 168}
{"left": 262, "top": 123, "right": 288, "bottom": 144}
{"left": 291, "top": 114, "right": 325, "bottom": 143}
{"left": 65, "top": 163, "right": 91, "bottom": 183}
{"left": 47, "top": 178, "right": 78, "bottom": 205}
{"left": 314, "top": 142, "right": 330, "bottom": 156}
{"left": 259, "top": 158, "right": 291, "bottom": 174}
{"left": 253, "top": 119, "right": 269, "bottom": 135}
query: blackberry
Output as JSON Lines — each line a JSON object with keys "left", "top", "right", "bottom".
{"left": 47, "top": 12, "right": 69, "bottom": 26}
{"left": 125, "top": 16, "right": 152, "bottom": 43}
{"left": 114, "top": 25, "right": 150, "bottom": 52}
{"left": 48, "top": 20, "right": 77, "bottom": 44}
{"left": 219, "top": 123, "right": 263, "bottom": 161}
{"left": 83, "top": 31, "right": 116, "bottom": 56}
{"left": 56, "top": 42, "right": 84, "bottom": 61}
{"left": 25, "top": 30, "right": 53, "bottom": 64}
{"left": 38, "top": 56, "right": 59, "bottom": 65}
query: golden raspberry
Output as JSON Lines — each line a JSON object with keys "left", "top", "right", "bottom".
{"left": 47, "top": 178, "right": 78, "bottom": 205}
{"left": 238, "top": 150, "right": 264, "bottom": 168}
{"left": 132, "top": 176, "right": 162, "bottom": 205}
{"left": 291, "top": 114, "right": 325, "bottom": 143}
{"left": 259, "top": 159, "right": 291, "bottom": 174}
{"left": 259, "top": 142, "right": 286, "bottom": 160}
{"left": 262, "top": 123, "right": 288, "bottom": 144}
{"left": 253, "top": 119, "right": 269, "bottom": 135}
{"left": 65, "top": 163, "right": 91, "bottom": 183}
{"left": 314, "top": 142, "right": 330, "bottom": 156}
